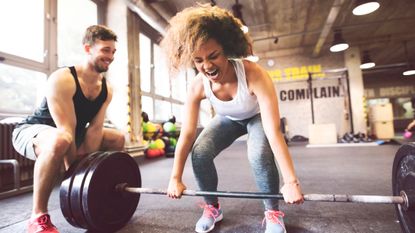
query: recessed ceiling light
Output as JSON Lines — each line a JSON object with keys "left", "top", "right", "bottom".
{"left": 352, "top": 0, "right": 380, "bottom": 16}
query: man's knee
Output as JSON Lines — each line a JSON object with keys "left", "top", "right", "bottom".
{"left": 102, "top": 129, "right": 125, "bottom": 150}
{"left": 45, "top": 129, "right": 73, "bottom": 153}
{"left": 114, "top": 131, "right": 125, "bottom": 149}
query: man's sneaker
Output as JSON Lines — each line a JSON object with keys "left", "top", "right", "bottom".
{"left": 195, "top": 203, "right": 223, "bottom": 233}
{"left": 263, "top": 210, "right": 286, "bottom": 233}
{"left": 28, "top": 214, "right": 59, "bottom": 233}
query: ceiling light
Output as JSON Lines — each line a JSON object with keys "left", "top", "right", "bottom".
{"left": 403, "top": 69, "right": 415, "bottom": 76}
{"left": 403, "top": 41, "right": 415, "bottom": 76}
{"left": 352, "top": 0, "right": 380, "bottom": 16}
{"left": 330, "top": 30, "right": 349, "bottom": 52}
{"left": 267, "top": 59, "right": 275, "bottom": 67}
{"left": 360, "top": 50, "right": 375, "bottom": 69}
{"left": 360, "top": 62, "right": 375, "bottom": 69}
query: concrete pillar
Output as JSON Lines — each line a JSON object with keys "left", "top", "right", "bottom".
{"left": 106, "top": 0, "right": 130, "bottom": 136}
{"left": 344, "top": 47, "right": 367, "bottom": 134}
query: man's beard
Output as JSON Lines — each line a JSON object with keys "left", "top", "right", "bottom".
{"left": 94, "top": 62, "right": 108, "bottom": 73}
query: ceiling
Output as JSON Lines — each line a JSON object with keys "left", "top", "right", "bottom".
{"left": 134, "top": 0, "right": 415, "bottom": 78}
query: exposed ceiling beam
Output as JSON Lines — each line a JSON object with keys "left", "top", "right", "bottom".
{"left": 299, "top": 0, "right": 315, "bottom": 46}
{"left": 252, "top": 16, "right": 415, "bottom": 43}
{"left": 255, "top": 32, "right": 415, "bottom": 59}
{"left": 362, "top": 63, "right": 408, "bottom": 73}
{"left": 147, "top": 1, "right": 176, "bottom": 22}
{"left": 312, "top": 0, "right": 345, "bottom": 57}
{"left": 124, "top": 0, "right": 168, "bottom": 34}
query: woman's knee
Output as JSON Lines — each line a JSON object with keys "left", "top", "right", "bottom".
{"left": 247, "top": 138, "right": 274, "bottom": 168}
{"left": 247, "top": 123, "right": 273, "bottom": 161}
{"left": 191, "top": 141, "right": 215, "bottom": 164}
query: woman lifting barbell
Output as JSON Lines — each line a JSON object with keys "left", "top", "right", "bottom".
{"left": 160, "top": 3, "right": 304, "bottom": 233}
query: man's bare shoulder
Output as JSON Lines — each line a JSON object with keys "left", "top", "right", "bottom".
{"left": 47, "top": 67, "right": 76, "bottom": 94}
{"left": 49, "top": 67, "right": 73, "bottom": 82}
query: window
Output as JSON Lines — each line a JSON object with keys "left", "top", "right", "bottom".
{"left": 171, "top": 70, "right": 187, "bottom": 102}
{"left": 139, "top": 33, "right": 151, "bottom": 93}
{"left": 138, "top": 30, "right": 192, "bottom": 123}
{"left": 0, "top": 0, "right": 48, "bottom": 117}
{"left": 0, "top": 0, "right": 45, "bottom": 62}
{"left": 0, "top": 64, "right": 47, "bottom": 114}
{"left": 57, "top": 0, "right": 98, "bottom": 67}
{"left": 154, "top": 45, "right": 170, "bottom": 97}
{"left": 172, "top": 103, "right": 183, "bottom": 123}
{"left": 154, "top": 100, "right": 171, "bottom": 121}
{"left": 141, "top": 96, "right": 154, "bottom": 120}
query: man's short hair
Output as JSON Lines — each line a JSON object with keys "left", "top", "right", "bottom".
{"left": 82, "top": 25, "right": 117, "bottom": 45}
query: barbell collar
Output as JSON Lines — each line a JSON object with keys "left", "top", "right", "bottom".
{"left": 400, "top": 190, "right": 410, "bottom": 211}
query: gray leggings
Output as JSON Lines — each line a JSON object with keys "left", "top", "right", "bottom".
{"left": 191, "top": 114, "right": 280, "bottom": 210}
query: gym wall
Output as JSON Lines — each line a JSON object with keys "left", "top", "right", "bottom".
{"left": 261, "top": 52, "right": 348, "bottom": 139}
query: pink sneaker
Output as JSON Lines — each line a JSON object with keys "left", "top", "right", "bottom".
{"left": 195, "top": 203, "right": 223, "bottom": 233}
{"left": 263, "top": 210, "right": 286, "bottom": 233}
{"left": 28, "top": 214, "right": 59, "bottom": 233}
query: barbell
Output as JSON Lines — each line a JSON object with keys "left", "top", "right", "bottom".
{"left": 59, "top": 143, "right": 415, "bottom": 232}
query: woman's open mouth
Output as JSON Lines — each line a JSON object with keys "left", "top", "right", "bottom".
{"left": 206, "top": 69, "right": 219, "bottom": 79}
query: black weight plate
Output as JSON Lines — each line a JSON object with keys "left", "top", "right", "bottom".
{"left": 402, "top": 173, "right": 415, "bottom": 211}
{"left": 81, "top": 151, "right": 141, "bottom": 232}
{"left": 392, "top": 143, "right": 415, "bottom": 233}
{"left": 68, "top": 151, "right": 109, "bottom": 229}
{"left": 60, "top": 152, "right": 102, "bottom": 228}
{"left": 60, "top": 157, "right": 81, "bottom": 227}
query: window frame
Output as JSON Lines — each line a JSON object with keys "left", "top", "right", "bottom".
{"left": 138, "top": 18, "right": 186, "bottom": 123}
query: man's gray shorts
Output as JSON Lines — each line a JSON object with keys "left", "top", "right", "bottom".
{"left": 12, "top": 124, "right": 55, "bottom": 160}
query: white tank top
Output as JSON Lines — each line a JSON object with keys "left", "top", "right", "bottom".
{"left": 203, "top": 59, "right": 260, "bottom": 121}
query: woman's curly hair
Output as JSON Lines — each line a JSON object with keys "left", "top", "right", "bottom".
{"left": 160, "top": 4, "right": 252, "bottom": 72}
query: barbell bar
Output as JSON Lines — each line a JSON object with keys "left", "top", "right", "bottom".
{"left": 117, "top": 184, "right": 407, "bottom": 205}
{"left": 60, "top": 143, "right": 415, "bottom": 233}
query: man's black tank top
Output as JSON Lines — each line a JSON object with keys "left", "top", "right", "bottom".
{"left": 21, "top": 66, "right": 108, "bottom": 145}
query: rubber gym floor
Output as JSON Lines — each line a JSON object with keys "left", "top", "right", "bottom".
{"left": 0, "top": 140, "right": 404, "bottom": 233}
